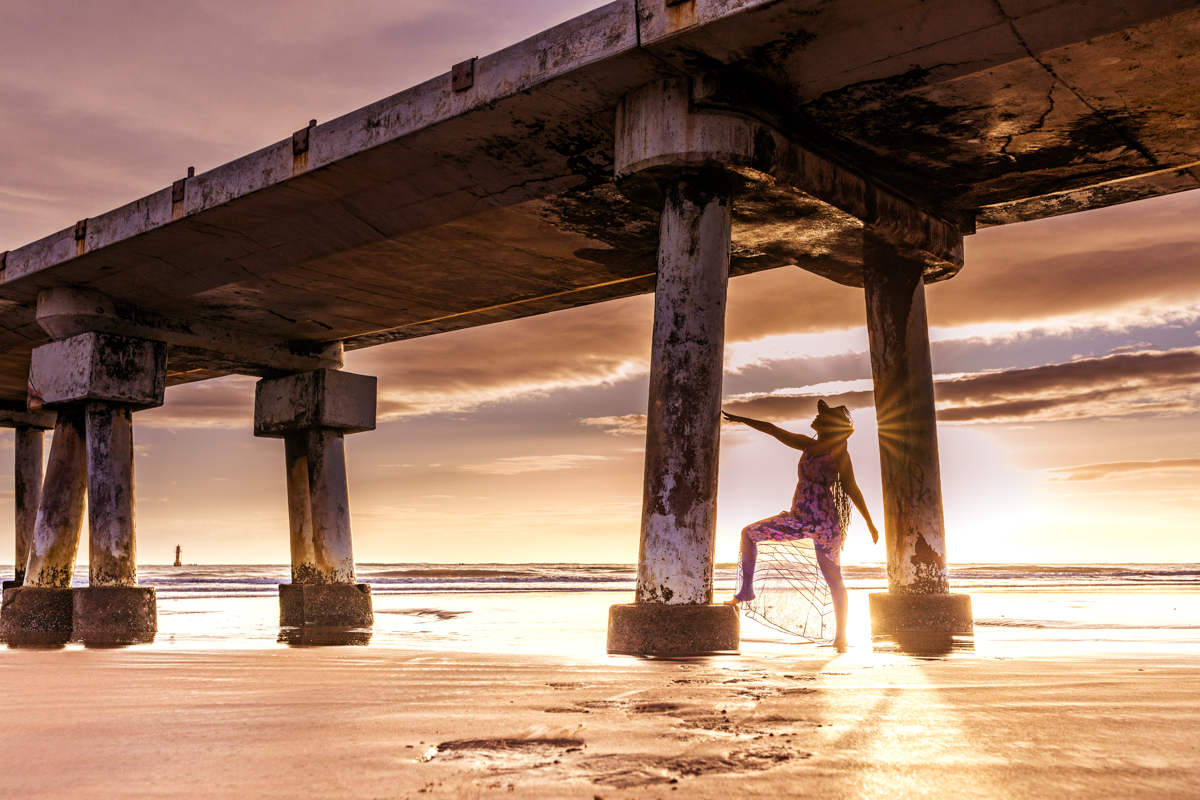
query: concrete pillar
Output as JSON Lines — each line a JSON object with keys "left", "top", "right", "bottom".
{"left": 607, "top": 171, "right": 740, "bottom": 655}
{"left": 605, "top": 76, "right": 756, "bottom": 655}
{"left": 1, "top": 410, "right": 86, "bottom": 634}
{"left": 862, "top": 235, "right": 972, "bottom": 634}
{"left": 84, "top": 402, "right": 137, "bottom": 587}
{"left": 305, "top": 428, "right": 356, "bottom": 584}
{"left": 13, "top": 427, "right": 46, "bottom": 586}
{"left": 636, "top": 170, "right": 731, "bottom": 605}
{"left": 22, "top": 410, "right": 87, "bottom": 589}
{"left": 284, "top": 432, "right": 316, "bottom": 583}
{"left": 10, "top": 332, "right": 165, "bottom": 638}
{"left": 255, "top": 369, "right": 376, "bottom": 627}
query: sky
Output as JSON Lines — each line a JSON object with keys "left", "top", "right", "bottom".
{"left": 1, "top": 0, "right": 1198, "bottom": 566}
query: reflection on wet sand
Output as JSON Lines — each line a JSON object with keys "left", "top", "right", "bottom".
{"left": 872, "top": 633, "right": 976, "bottom": 658}
{"left": 277, "top": 627, "right": 373, "bottom": 647}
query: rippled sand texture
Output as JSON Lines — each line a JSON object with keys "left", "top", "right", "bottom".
{"left": 0, "top": 641, "right": 1197, "bottom": 799}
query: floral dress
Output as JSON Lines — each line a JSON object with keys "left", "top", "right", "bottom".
{"left": 742, "top": 448, "right": 845, "bottom": 564}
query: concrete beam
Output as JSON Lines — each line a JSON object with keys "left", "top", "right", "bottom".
{"left": 0, "top": 408, "right": 56, "bottom": 430}
{"left": 28, "top": 333, "right": 166, "bottom": 411}
{"left": 36, "top": 288, "right": 343, "bottom": 377}
{"left": 254, "top": 369, "right": 377, "bottom": 438}
{"left": 615, "top": 76, "right": 964, "bottom": 284}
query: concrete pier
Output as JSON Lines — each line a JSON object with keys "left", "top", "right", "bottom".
{"left": 863, "top": 236, "right": 972, "bottom": 634}
{"left": 13, "top": 427, "right": 45, "bottom": 586}
{"left": 608, "top": 169, "right": 740, "bottom": 654}
{"left": 2, "top": 409, "right": 86, "bottom": 633}
{"left": 255, "top": 369, "right": 376, "bottom": 627}
{"left": 10, "top": 332, "right": 165, "bottom": 637}
{"left": 0, "top": 407, "right": 55, "bottom": 590}
{"left": 607, "top": 78, "right": 745, "bottom": 654}
{"left": 2, "top": 0, "right": 1199, "bottom": 648}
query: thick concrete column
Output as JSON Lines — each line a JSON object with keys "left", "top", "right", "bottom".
{"left": 607, "top": 170, "right": 740, "bottom": 655}
{"left": 84, "top": 403, "right": 137, "bottom": 587}
{"left": 255, "top": 369, "right": 375, "bottom": 627}
{"left": 13, "top": 427, "right": 46, "bottom": 586}
{"left": 305, "top": 428, "right": 356, "bottom": 584}
{"left": 13, "top": 332, "right": 165, "bottom": 638}
{"left": 22, "top": 410, "right": 87, "bottom": 588}
{"left": 13, "top": 429, "right": 45, "bottom": 586}
{"left": 636, "top": 170, "right": 731, "bottom": 605}
{"left": 862, "top": 236, "right": 971, "bottom": 634}
{"left": 605, "top": 76, "right": 759, "bottom": 655}
{"left": 284, "top": 432, "right": 316, "bottom": 583}
{"left": 1, "top": 410, "right": 87, "bottom": 634}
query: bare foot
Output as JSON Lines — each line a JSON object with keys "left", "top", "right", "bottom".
{"left": 722, "top": 597, "right": 742, "bottom": 606}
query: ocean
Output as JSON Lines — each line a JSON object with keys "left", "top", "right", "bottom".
{"left": 5, "top": 563, "right": 1198, "bottom": 655}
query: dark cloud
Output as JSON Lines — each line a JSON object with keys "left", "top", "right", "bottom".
{"left": 1042, "top": 459, "right": 1200, "bottom": 482}
{"left": 715, "top": 347, "right": 1200, "bottom": 425}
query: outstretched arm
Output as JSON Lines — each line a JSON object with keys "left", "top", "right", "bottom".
{"left": 834, "top": 447, "right": 880, "bottom": 544}
{"left": 721, "top": 411, "right": 814, "bottom": 451}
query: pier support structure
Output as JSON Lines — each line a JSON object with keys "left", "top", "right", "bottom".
{"left": 863, "top": 237, "right": 972, "bottom": 634}
{"left": 2, "top": 332, "right": 165, "bottom": 637}
{"left": 0, "top": 408, "right": 56, "bottom": 590}
{"left": 606, "top": 78, "right": 744, "bottom": 655}
{"left": 254, "top": 369, "right": 376, "bottom": 627}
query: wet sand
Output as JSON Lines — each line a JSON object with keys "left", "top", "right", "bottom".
{"left": 1, "top": 638, "right": 1197, "bottom": 799}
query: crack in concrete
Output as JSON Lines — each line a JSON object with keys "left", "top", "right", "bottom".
{"left": 991, "top": 0, "right": 1159, "bottom": 167}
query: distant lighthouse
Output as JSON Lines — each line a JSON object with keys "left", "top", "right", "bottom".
{"left": 174, "top": 545, "right": 182, "bottom": 567}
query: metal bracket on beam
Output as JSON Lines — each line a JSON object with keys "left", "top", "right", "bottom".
{"left": 292, "top": 120, "right": 316, "bottom": 157}
{"left": 171, "top": 166, "right": 195, "bottom": 205}
{"left": 0, "top": 250, "right": 7, "bottom": 280}
{"left": 451, "top": 57, "right": 476, "bottom": 92}
{"left": 73, "top": 219, "right": 87, "bottom": 241}
{"left": 665, "top": 0, "right": 693, "bottom": 6}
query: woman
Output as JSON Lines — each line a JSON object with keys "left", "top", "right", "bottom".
{"left": 722, "top": 400, "right": 879, "bottom": 648}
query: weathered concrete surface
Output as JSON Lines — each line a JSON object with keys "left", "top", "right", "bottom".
{"left": 254, "top": 369, "right": 377, "bottom": 438}
{"left": 22, "top": 410, "right": 87, "bottom": 589}
{"left": 0, "top": 587, "right": 74, "bottom": 634}
{"left": 255, "top": 371, "right": 370, "bottom": 589}
{"left": 278, "top": 583, "right": 373, "bottom": 627}
{"left": 863, "top": 237, "right": 949, "bottom": 596}
{"left": 304, "top": 429, "right": 357, "bottom": 585}
{"left": 11, "top": 427, "right": 45, "bottom": 585}
{"left": 36, "top": 287, "right": 343, "bottom": 382}
{"left": 2, "top": 0, "right": 1198, "bottom": 406}
{"left": 27, "top": 332, "right": 166, "bottom": 411}
{"left": 607, "top": 603, "right": 739, "bottom": 654}
{"left": 634, "top": 169, "right": 731, "bottom": 607}
{"left": 72, "top": 587, "right": 157, "bottom": 636}
{"left": 869, "top": 592, "right": 973, "bottom": 635}
{"left": 283, "top": 433, "right": 317, "bottom": 584}
{"left": 85, "top": 403, "right": 138, "bottom": 588}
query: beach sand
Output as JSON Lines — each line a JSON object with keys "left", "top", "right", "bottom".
{"left": 1, "top": 589, "right": 1197, "bottom": 799}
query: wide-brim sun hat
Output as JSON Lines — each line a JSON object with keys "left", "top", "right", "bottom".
{"left": 816, "top": 398, "right": 854, "bottom": 430}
